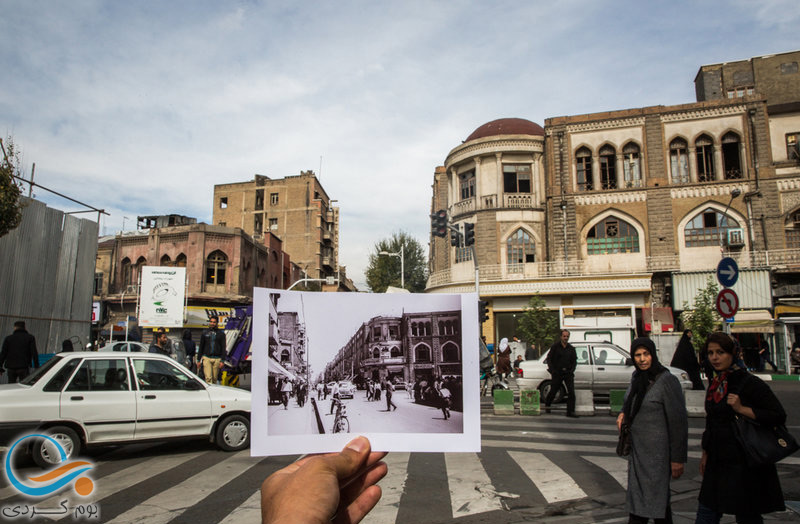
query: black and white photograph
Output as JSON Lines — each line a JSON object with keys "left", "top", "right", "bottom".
{"left": 251, "top": 289, "right": 479, "bottom": 456}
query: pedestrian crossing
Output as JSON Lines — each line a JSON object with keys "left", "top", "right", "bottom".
{"left": 1, "top": 417, "right": 796, "bottom": 524}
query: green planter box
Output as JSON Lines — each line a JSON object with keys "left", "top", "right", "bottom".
{"left": 609, "top": 389, "right": 626, "bottom": 414}
{"left": 493, "top": 389, "right": 514, "bottom": 415}
{"left": 520, "top": 389, "right": 540, "bottom": 416}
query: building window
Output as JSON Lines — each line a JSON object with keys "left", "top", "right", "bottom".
{"left": 576, "top": 147, "right": 593, "bottom": 191}
{"left": 254, "top": 214, "right": 263, "bottom": 235}
{"left": 599, "top": 145, "right": 617, "bottom": 190}
{"left": 696, "top": 135, "right": 715, "bottom": 182}
{"left": 255, "top": 189, "right": 264, "bottom": 210}
{"left": 787, "top": 133, "right": 800, "bottom": 161}
{"left": 219, "top": 197, "right": 227, "bottom": 209}
{"left": 442, "top": 342, "right": 459, "bottom": 362}
{"left": 205, "top": 250, "right": 227, "bottom": 286}
{"left": 270, "top": 193, "right": 279, "bottom": 205}
{"left": 390, "top": 346, "right": 402, "bottom": 357}
{"left": 670, "top": 138, "right": 689, "bottom": 184}
{"left": 373, "top": 326, "right": 381, "bottom": 339}
{"left": 786, "top": 209, "right": 800, "bottom": 249}
{"left": 721, "top": 132, "right": 742, "bottom": 179}
{"left": 93, "top": 272, "right": 103, "bottom": 295}
{"left": 781, "top": 62, "right": 799, "bottom": 74}
{"left": 455, "top": 246, "right": 472, "bottom": 263}
{"left": 622, "top": 143, "right": 642, "bottom": 188}
{"left": 684, "top": 208, "right": 740, "bottom": 247}
{"left": 121, "top": 258, "right": 132, "bottom": 287}
{"left": 503, "top": 164, "right": 531, "bottom": 193}
{"left": 269, "top": 218, "right": 278, "bottom": 230}
{"left": 587, "top": 217, "right": 639, "bottom": 254}
{"left": 506, "top": 228, "right": 535, "bottom": 266}
{"left": 415, "top": 344, "right": 431, "bottom": 362}
{"left": 726, "top": 87, "right": 755, "bottom": 98}
{"left": 459, "top": 169, "right": 475, "bottom": 201}
{"left": 160, "top": 254, "right": 171, "bottom": 266}
{"left": 175, "top": 253, "right": 187, "bottom": 268}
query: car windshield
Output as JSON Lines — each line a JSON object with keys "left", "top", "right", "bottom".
{"left": 19, "top": 355, "right": 64, "bottom": 385}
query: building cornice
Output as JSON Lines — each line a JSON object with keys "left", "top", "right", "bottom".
{"left": 427, "top": 276, "right": 652, "bottom": 296}
{"left": 445, "top": 136, "right": 544, "bottom": 168}
{"left": 669, "top": 183, "right": 750, "bottom": 199}
{"left": 660, "top": 104, "right": 747, "bottom": 122}
{"left": 564, "top": 117, "right": 645, "bottom": 134}
{"left": 575, "top": 191, "right": 647, "bottom": 206}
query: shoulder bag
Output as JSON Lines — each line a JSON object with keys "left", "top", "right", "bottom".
{"left": 616, "top": 420, "right": 631, "bottom": 457}
{"left": 732, "top": 375, "right": 800, "bottom": 466}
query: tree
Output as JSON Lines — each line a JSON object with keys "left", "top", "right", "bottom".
{"left": 681, "top": 276, "right": 721, "bottom": 351}
{"left": 365, "top": 231, "right": 428, "bottom": 293}
{"left": 0, "top": 137, "right": 24, "bottom": 238}
{"left": 515, "top": 294, "right": 559, "bottom": 359}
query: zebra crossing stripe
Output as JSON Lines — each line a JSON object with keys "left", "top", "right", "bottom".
{"left": 508, "top": 451, "right": 587, "bottom": 503}
{"left": 444, "top": 452, "right": 506, "bottom": 517}
{"left": 217, "top": 489, "right": 261, "bottom": 524}
{"left": 105, "top": 450, "right": 257, "bottom": 524}
{"left": 370, "top": 452, "right": 410, "bottom": 524}
{"left": 581, "top": 455, "right": 628, "bottom": 489}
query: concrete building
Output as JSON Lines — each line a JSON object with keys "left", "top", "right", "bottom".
{"left": 212, "top": 171, "right": 340, "bottom": 283}
{"left": 427, "top": 50, "right": 800, "bottom": 363}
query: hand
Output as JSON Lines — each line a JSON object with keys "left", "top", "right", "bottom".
{"left": 727, "top": 393, "right": 742, "bottom": 413}
{"left": 616, "top": 413, "right": 624, "bottom": 431}
{"left": 670, "top": 462, "right": 684, "bottom": 479}
{"left": 699, "top": 450, "right": 707, "bottom": 476}
{"left": 261, "top": 436, "right": 387, "bottom": 524}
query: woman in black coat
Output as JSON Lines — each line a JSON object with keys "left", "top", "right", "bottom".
{"left": 670, "top": 330, "right": 704, "bottom": 390}
{"left": 696, "top": 332, "right": 786, "bottom": 523}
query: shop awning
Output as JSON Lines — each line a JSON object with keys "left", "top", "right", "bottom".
{"left": 776, "top": 305, "right": 800, "bottom": 318}
{"left": 730, "top": 310, "right": 774, "bottom": 334}
{"left": 642, "top": 307, "right": 674, "bottom": 333}
{"left": 268, "top": 357, "right": 298, "bottom": 381}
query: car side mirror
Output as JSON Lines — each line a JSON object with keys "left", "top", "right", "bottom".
{"left": 184, "top": 380, "right": 204, "bottom": 391}
{"left": 625, "top": 358, "right": 633, "bottom": 366}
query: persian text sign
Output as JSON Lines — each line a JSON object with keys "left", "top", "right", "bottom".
{"left": 138, "top": 267, "right": 186, "bottom": 328}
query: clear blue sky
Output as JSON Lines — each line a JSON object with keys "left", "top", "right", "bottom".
{"left": 2, "top": 1, "right": 797, "bottom": 289}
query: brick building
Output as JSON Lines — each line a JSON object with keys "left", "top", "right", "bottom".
{"left": 428, "top": 50, "right": 800, "bottom": 360}
{"left": 212, "top": 171, "right": 340, "bottom": 283}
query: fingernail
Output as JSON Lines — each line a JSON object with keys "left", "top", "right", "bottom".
{"left": 346, "top": 436, "right": 368, "bottom": 453}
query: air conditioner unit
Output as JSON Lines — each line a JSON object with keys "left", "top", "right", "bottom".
{"left": 726, "top": 228, "right": 745, "bottom": 247}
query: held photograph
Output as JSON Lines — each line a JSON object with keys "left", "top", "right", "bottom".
{"left": 250, "top": 289, "right": 479, "bottom": 456}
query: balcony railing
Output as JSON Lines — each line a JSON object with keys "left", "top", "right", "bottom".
{"left": 426, "top": 248, "right": 800, "bottom": 289}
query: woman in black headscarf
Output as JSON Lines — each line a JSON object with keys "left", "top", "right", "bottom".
{"left": 617, "top": 337, "right": 688, "bottom": 523}
{"left": 670, "top": 330, "right": 704, "bottom": 390}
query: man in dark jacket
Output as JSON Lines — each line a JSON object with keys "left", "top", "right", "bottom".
{"left": 149, "top": 329, "right": 170, "bottom": 356}
{"left": 0, "top": 321, "right": 39, "bottom": 383}
{"left": 198, "top": 316, "right": 226, "bottom": 384}
{"left": 544, "top": 329, "right": 578, "bottom": 418}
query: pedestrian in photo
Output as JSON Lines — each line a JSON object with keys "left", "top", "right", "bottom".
{"left": 316, "top": 381, "right": 323, "bottom": 399}
{"left": 406, "top": 380, "right": 414, "bottom": 400}
{"left": 526, "top": 342, "right": 537, "bottom": 361}
{"left": 149, "top": 329, "right": 170, "bottom": 355}
{"left": 198, "top": 315, "right": 226, "bottom": 384}
{"left": 182, "top": 329, "right": 196, "bottom": 370}
{"left": 544, "top": 329, "right": 578, "bottom": 418}
{"left": 383, "top": 379, "right": 397, "bottom": 411}
{"left": 617, "top": 337, "right": 688, "bottom": 523}
{"left": 439, "top": 385, "right": 452, "bottom": 419}
{"left": 61, "top": 339, "right": 73, "bottom": 352}
{"left": 0, "top": 321, "right": 39, "bottom": 383}
{"left": 280, "top": 379, "right": 292, "bottom": 410}
{"left": 757, "top": 337, "right": 778, "bottom": 372}
{"left": 330, "top": 381, "right": 340, "bottom": 415}
{"left": 513, "top": 355, "right": 524, "bottom": 373}
{"left": 670, "top": 329, "right": 704, "bottom": 390}
{"left": 695, "top": 332, "right": 787, "bottom": 523}
{"left": 366, "top": 380, "right": 374, "bottom": 401}
{"left": 495, "top": 338, "right": 512, "bottom": 380}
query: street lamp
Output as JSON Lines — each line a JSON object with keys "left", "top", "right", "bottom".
{"left": 719, "top": 188, "right": 742, "bottom": 252}
{"left": 379, "top": 246, "right": 404, "bottom": 289}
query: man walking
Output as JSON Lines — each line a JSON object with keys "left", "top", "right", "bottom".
{"left": 0, "top": 321, "right": 39, "bottom": 383}
{"left": 544, "top": 329, "right": 578, "bottom": 418}
{"left": 383, "top": 379, "right": 397, "bottom": 411}
{"left": 197, "top": 316, "right": 226, "bottom": 384}
{"left": 149, "top": 329, "right": 170, "bottom": 355}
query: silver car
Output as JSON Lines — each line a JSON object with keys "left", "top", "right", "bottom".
{"left": 516, "top": 341, "right": 692, "bottom": 402}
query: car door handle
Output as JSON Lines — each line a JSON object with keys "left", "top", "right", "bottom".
{"left": 144, "top": 395, "right": 157, "bottom": 399}
{"left": 597, "top": 367, "right": 605, "bottom": 371}
{"left": 70, "top": 396, "right": 84, "bottom": 401}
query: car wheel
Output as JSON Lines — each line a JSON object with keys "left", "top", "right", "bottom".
{"left": 539, "top": 381, "right": 566, "bottom": 404}
{"left": 215, "top": 415, "right": 250, "bottom": 452}
{"left": 32, "top": 426, "right": 81, "bottom": 468}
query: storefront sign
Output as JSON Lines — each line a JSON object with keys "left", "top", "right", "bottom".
{"left": 184, "top": 306, "right": 235, "bottom": 328}
{"left": 138, "top": 267, "right": 186, "bottom": 328}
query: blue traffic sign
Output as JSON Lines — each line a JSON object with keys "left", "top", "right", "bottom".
{"left": 716, "top": 257, "right": 739, "bottom": 288}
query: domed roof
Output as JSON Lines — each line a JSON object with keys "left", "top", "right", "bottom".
{"left": 465, "top": 118, "right": 544, "bottom": 142}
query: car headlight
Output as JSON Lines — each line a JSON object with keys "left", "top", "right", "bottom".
{"left": 681, "top": 372, "right": 688, "bottom": 381}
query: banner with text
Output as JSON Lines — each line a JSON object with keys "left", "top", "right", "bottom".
{"left": 138, "top": 266, "right": 186, "bottom": 328}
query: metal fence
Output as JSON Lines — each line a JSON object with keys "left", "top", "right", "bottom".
{"left": 0, "top": 197, "right": 99, "bottom": 360}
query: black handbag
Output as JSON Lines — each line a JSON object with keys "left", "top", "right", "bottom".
{"left": 616, "top": 421, "right": 631, "bottom": 457}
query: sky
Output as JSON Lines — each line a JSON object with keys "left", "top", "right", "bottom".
{"left": 2, "top": 1, "right": 798, "bottom": 289}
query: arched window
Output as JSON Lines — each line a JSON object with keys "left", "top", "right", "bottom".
{"left": 280, "top": 349, "right": 290, "bottom": 363}
{"left": 786, "top": 209, "right": 800, "bottom": 249}
{"left": 442, "top": 342, "right": 460, "bottom": 362}
{"left": 205, "top": 250, "right": 227, "bottom": 286}
{"left": 415, "top": 344, "right": 431, "bottom": 362}
{"left": 622, "top": 143, "right": 642, "bottom": 188}
{"left": 121, "top": 257, "right": 132, "bottom": 287}
{"left": 587, "top": 216, "right": 640, "bottom": 254}
{"left": 390, "top": 346, "right": 402, "bottom": 357}
{"left": 576, "top": 147, "right": 593, "bottom": 191}
{"left": 459, "top": 169, "right": 476, "bottom": 200}
{"left": 507, "top": 228, "right": 535, "bottom": 265}
{"left": 133, "top": 257, "right": 146, "bottom": 284}
{"left": 175, "top": 253, "right": 187, "bottom": 267}
{"left": 696, "top": 135, "right": 715, "bottom": 182}
{"left": 373, "top": 348, "right": 380, "bottom": 359}
{"left": 599, "top": 145, "right": 617, "bottom": 190}
{"left": 160, "top": 254, "right": 172, "bottom": 266}
{"left": 684, "top": 208, "right": 741, "bottom": 247}
{"left": 670, "top": 138, "right": 689, "bottom": 184}
{"left": 721, "top": 132, "right": 743, "bottom": 179}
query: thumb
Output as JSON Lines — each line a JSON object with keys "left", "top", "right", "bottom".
{"left": 324, "top": 436, "right": 371, "bottom": 483}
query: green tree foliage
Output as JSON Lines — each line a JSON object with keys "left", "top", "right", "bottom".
{"left": 365, "top": 231, "right": 428, "bottom": 293}
{"left": 0, "top": 137, "right": 24, "bottom": 238}
{"left": 515, "top": 294, "right": 559, "bottom": 359}
{"left": 681, "top": 276, "right": 721, "bottom": 351}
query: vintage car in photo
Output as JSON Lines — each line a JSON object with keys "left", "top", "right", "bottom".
{"left": 338, "top": 380, "right": 356, "bottom": 399}
{"left": 0, "top": 352, "right": 251, "bottom": 468}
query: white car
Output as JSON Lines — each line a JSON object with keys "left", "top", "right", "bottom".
{"left": 338, "top": 381, "right": 355, "bottom": 399}
{"left": 517, "top": 341, "right": 692, "bottom": 401}
{"left": 0, "top": 352, "right": 251, "bottom": 468}
{"left": 100, "top": 339, "right": 189, "bottom": 368}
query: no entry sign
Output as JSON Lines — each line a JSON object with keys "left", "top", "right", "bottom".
{"left": 715, "top": 288, "right": 739, "bottom": 319}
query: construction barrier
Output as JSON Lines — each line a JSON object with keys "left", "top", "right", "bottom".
{"left": 520, "top": 389, "right": 540, "bottom": 416}
{"left": 493, "top": 389, "right": 514, "bottom": 415}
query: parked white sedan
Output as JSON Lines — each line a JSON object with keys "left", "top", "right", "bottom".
{"left": 0, "top": 352, "right": 250, "bottom": 467}
{"left": 517, "top": 341, "right": 692, "bottom": 401}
